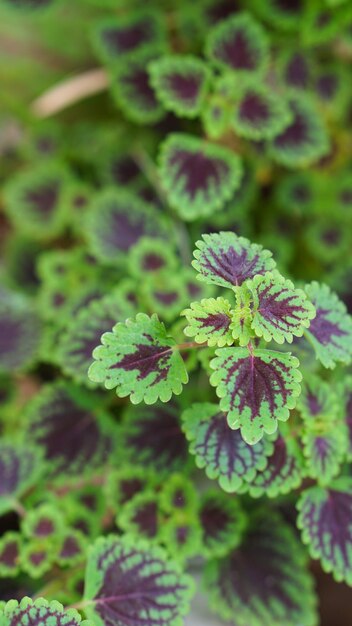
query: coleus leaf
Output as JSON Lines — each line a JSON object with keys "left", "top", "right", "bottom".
{"left": 0, "top": 443, "right": 43, "bottom": 515}
{"left": 199, "top": 490, "right": 246, "bottom": 558}
{"left": 158, "top": 134, "right": 243, "bottom": 220}
{"left": 304, "top": 282, "right": 352, "bottom": 368}
{"left": 26, "top": 382, "right": 114, "bottom": 478}
{"left": 128, "top": 237, "right": 178, "bottom": 278}
{"left": 270, "top": 96, "right": 329, "bottom": 168}
{"left": 84, "top": 535, "right": 194, "bottom": 626}
{"left": 159, "top": 474, "right": 197, "bottom": 515}
{"left": 206, "top": 13, "right": 269, "bottom": 76}
{"left": 20, "top": 540, "right": 55, "bottom": 578}
{"left": 278, "top": 50, "right": 312, "bottom": 91}
{"left": 0, "top": 532, "right": 21, "bottom": 577}
{"left": 181, "top": 403, "right": 274, "bottom": 491}
{"left": 244, "top": 430, "right": 304, "bottom": 497}
{"left": 106, "top": 466, "right": 158, "bottom": 510}
{"left": 142, "top": 274, "right": 187, "bottom": 323}
{"left": 159, "top": 513, "right": 202, "bottom": 562}
{"left": 297, "top": 479, "right": 352, "bottom": 584}
{"left": 0, "top": 296, "right": 42, "bottom": 373}
{"left": 117, "top": 492, "right": 160, "bottom": 541}
{"left": 3, "top": 163, "right": 70, "bottom": 239}
{"left": 182, "top": 297, "right": 234, "bottom": 347}
{"left": 205, "top": 511, "right": 317, "bottom": 626}
{"left": 342, "top": 378, "right": 352, "bottom": 461}
{"left": 246, "top": 272, "right": 316, "bottom": 343}
{"left": 210, "top": 348, "right": 302, "bottom": 444}
{"left": 22, "top": 503, "right": 64, "bottom": 539}
{"left": 1, "top": 598, "right": 91, "bottom": 626}
{"left": 232, "top": 84, "right": 292, "bottom": 140}
{"left": 57, "top": 292, "right": 134, "bottom": 385}
{"left": 86, "top": 189, "right": 169, "bottom": 265}
{"left": 57, "top": 530, "right": 87, "bottom": 567}
{"left": 148, "top": 55, "right": 211, "bottom": 118}
{"left": 192, "top": 232, "right": 276, "bottom": 290}
{"left": 121, "top": 402, "right": 190, "bottom": 474}
{"left": 298, "top": 375, "right": 340, "bottom": 422}
{"left": 99, "top": 149, "right": 142, "bottom": 187}
{"left": 92, "top": 11, "right": 166, "bottom": 65}
{"left": 112, "top": 53, "right": 165, "bottom": 125}
{"left": 302, "top": 422, "right": 347, "bottom": 484}
{"left": 89, "top": 313, "right": 188, "bottom": 404}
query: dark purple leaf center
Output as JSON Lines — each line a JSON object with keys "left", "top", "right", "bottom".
{"left": 112, "top": 335, "right": 172, "bottom": 384}
{"left": 309, "top": 307, "right": 347, "bottom": 346}
{"left": 239, "top": 91, "right": 269, "bottom": 125}
{"left": 169, "top": 149, "right": 229, "bottom": 199}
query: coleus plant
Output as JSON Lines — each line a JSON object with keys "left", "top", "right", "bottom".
{"left": 1, "top": 1, "right": 352, "bottom": 626}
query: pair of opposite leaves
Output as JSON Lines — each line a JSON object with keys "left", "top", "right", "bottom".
{"left": 88, "top": 232, "right": 352, "bottom": 445}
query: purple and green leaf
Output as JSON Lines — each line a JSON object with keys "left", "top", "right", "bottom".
{"left": 0, "top": 443, "right": 43, "bottom": 515}
{"left": 232, "top": 84, "right": 292, "bottom": 140}
{"left": 122, "top": 402, "right": 190, "bottom": 474}
{"left": 159, "top": 473, "right": 197, "bottom": 515}
{"left": 205, "top": 511, "right": 317, "bottom": 626}
{"left": 297, "top": 479, "right": 352, "bottom": 584}
{"left": 302, "top": 422, "right": 347, "bottom": 484}
{"left": 89, "top": 313, "right": 188, "bottom": 404}
{"left": 244, "top": 430, "right": 304, "bottom": 497}
{"left": 0, "top": 533, "right": 21, "bottom": 577}
{"left": 84, "top": 535, "right": 194, "bottom": 626}
{"left": 159, "top": 513, "right": 202, "bottom": 562}
{"left": 182, "top": 297, "right": 234, "bottom": 347}
{"left": 159, "top": 134, "right": 243, "bottom": 220}
{"left": 247, "top": 272, "right": 316, "bottom": 344}
{"left": 117, "top": 492, "right": 160, "bottom": 541}
{"left": 210, "top": 348, "right": 302, "bottom": 444}
{"left": 26, "top": 382, "right": 114, "bottom": 478}
{"left": 3, "top": 163, "right": 70, "bottom": 240}
{"left": 1, "top": 598, "right": 91, "bottom": 626}
{"left": 199, "top": 490, "right": 246, "bottom": 558}
{"left": 181, "top": 403, "right": 274, "bottom": 491}
{"left": 57, "top": 292, "right": 134, "bottom": 385}
{"left": 92, "top": 11, "right": 166, "bottom": 64}
{"left": 86, "top": 189, "right": 169, "bottom": 265}
{"left": 206, "top": 13, "right": 269, "bottom": 76}
{"left": 149, "top": 55, "right": 211, "bottom": 118}
{"left": 112, "top": 53, "right": 165, "bottom": 125}
{"left": 304, "top": 282, "right": 352, "bottom": 368}
{"left": 0, "top": 296, "right": 42, "bottom": 373}
{"left": 192, "top": 232, "right": 275, "bottom": 290}
{"left": 270, "top": 96, "right": 329, "bottom": 168}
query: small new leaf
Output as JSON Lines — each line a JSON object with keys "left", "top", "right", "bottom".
{"left": 89, "top": 313, "right": 188, "bottom": 404}
{"left": 182, "top": 297, "right": 234, "bottom": 347}
{"left": 210, "top": 348, "right": 302, "bottom": 444}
